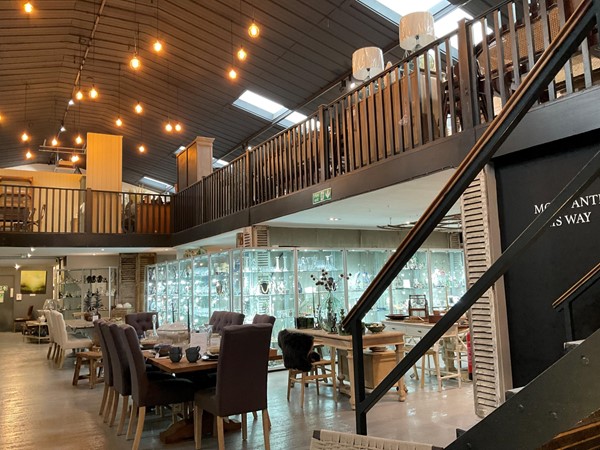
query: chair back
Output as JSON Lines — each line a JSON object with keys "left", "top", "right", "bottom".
{"left": 209, "top": 311, "right": 245, "bottom": 334}
{"left": 119, "top": 324, "right": 150, "bottom": 405}
{"left": 94, "top": 320, "right": 112, "bottom": 386}
{"left": 46, "top": 310, "right": 56, "bottom": 342}
{"left": 26, "top": 305, "right": 34, "bottom": 318}
{"left": 53, "top": 312, "right": 68, "bottom": 346}
{"left": 215, "top": 324, "right": 272, "bottom": 417}
{"left": 125, "top": 312, "right": 157, "bottom": 337}
{"left": 103, "top": 322, "right": 131, "bottom": 396}
{"left": 252, "top": 314, "right": 276, "bottom": 326}
{"left": 277, "top": 329, "right": 314, "bottom": 372}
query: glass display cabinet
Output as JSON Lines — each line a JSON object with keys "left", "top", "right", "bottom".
{"left": 191, "top": 254, "right": 210, "bottom": 329}
{"left": 155, "top": 263, "right": 168, "bottom": 325}
{"left": 390, "top": 251, "right": 430, "bottom": 315}
{"left": 146, "top": 265, "right": 157, "bottom": 316}
{"left": 429, "top": 249, "right": 466, "bottom": 312}
{"left": 165, "top": 261, "right": 179, "bottom": 324}
{"left": 56, "top": 267, "right": 117, "bottom": 319}
{"left": 210, "top": 251, "right": 231, "bottom": 313}
{"left": 178, "top": 259, "right": 193, "bottom": 326}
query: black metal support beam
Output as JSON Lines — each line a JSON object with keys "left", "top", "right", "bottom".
{"left": 345, "top": 0, "right": 597, "bottom": 435}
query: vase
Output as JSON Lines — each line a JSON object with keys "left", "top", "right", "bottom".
{"left": 317, "top": 292, "right": 337, "bottom": 333}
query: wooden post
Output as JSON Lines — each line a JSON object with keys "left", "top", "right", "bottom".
{"left": 457, "top": 19, "right": 475, "bottom": 131}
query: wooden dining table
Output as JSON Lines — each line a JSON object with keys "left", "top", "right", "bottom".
{"left": 295, "top": 328, "right": 406, "bottom": 409}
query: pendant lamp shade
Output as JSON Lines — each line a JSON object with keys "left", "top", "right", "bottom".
{"left": 352, "top": 47, "right": 385, "bottom": 81}
{"left": 399, "top": 12, "right": 436, "bottom": 51}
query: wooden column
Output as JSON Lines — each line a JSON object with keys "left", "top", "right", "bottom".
{"left": 177, "top": 136, "right": 214, "bottom": 191}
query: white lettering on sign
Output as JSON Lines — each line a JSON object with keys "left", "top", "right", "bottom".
{"left": 533, "top": 194, "right": 598, "bottom": 228}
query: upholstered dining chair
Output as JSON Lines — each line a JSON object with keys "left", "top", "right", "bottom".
{"left": 125, "top": 312, "right": 158, "bottom": 338}
{"left": 46, "top": 310, "right": 58, "bottom": 361}
{"left": 94, "top": 320, "right": 114, "bottom": 419}
{"left": 53, "top": 311, "right": 93, "bottom": 368}
{"left": 193, "top": 324, "right": 273, "bottom": 450}
{"left": 208, "top": 310, "right": 245, "bottom": 334}
{"left": 119, "top": 324, "right": 196, "bottom": 450}
{"left": 278, "top": 329, "right": 336, "bottom": 408}
{"left": 251, "top": 314, "right": 276, "bottom": 326}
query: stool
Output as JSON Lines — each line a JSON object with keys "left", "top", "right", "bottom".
{"left": 72, "top": 351, "right": 104, "bottom": 389}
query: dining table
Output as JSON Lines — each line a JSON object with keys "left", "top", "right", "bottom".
{"left": 295, "top": 328, "right": 406, "bottom": 409}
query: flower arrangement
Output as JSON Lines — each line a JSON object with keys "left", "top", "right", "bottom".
{"left": 311, "top": 269, "right": 351, "bottom": 333}
{"left": 83, "top": 289, "right": 103, "bottom": 313}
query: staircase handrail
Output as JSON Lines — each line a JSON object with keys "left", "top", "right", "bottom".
{"left": 552, "top": 261, "right": 600, "bottom": 309}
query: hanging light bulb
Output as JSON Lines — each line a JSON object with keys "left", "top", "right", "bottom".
{"left": 75, "top": 89, "right": 84, "bottom": 101}
{"left": 153, "top": 40, "right": 163, "bottom": 53}
{"left": 138, "top": 144, "right": 146, "bottom": 153}
{"left": 0, "top": 114, "right": 3, "bottom": 122}
{"left": 51, "top": 137, "right": 58, "bottom": 146}
{"left": 130, "top": 53, "right": 141, "bottom": 70}
{"left": 25, "top": 150, "right": 32, "bottom": 159}
{"left": 89, "top": 85, "right": 99, "bottom": 99}
{"left": 75, "top": 134, "right": 83, "bottom": 145}
{"left": 165, "top": 122, "right": 173, "bottom": 132}
{"left": 24, "top": 2, "right": 33, "bottom": 14}
{"left": 115, "top": 117, "right": 123, "bottom": 127}
{"left": 21, "top": 131, "right": 29, "bottom": 142}
{"left": 71, "top": 154, "right": 80, "bottom": 163}
{"left": 134, "top": 102, "right": 143, "bottom": 114}
{"left": 60, "top": 123, "right": 67, "bottom": 132}
{"left": 174, "top": 123, "right": 182, "bottom": 132}
{"left": 68, "top": 99, "right": 75, "bottom": 106}
{"left": 228, "top": 68, "right": 238, "bottom": 80}
{"left": 248, "top": 21, "right": 260, "bottom": 38}
{"left": 237, "top": 46, "right": 247, "bottom": 61}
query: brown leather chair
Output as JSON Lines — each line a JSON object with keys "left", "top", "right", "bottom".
{"left": 252, "top": 314, "right": 276, "bottom": 326}
{"left": 208, "top": 310, "right": 245, "bottom": 334}
{"left": 125, "top": 312, "right": 158, "bottom": 338}
{"left": 193, "top": 324, "right": 273, "bottom": 450}
{"left": 119, "top": 324, "right": 196, "bottom": 450}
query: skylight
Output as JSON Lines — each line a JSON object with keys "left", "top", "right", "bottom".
{"left": 376, "top": 0, "right": 444, "bottom": 17}
{"left": 140, "top": 176, "right": 174, "bottom": 193}
{"left": 234, "top": 89, "right": 308, "bottom": 128}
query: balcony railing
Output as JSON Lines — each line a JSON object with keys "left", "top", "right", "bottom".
{"left": 172, "top": 0, "right": 599, "bottom": 232}
{"left": 0, "top": 184, "right": 171, "bottom": 235}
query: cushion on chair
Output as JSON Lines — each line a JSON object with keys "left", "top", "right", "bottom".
{"left": 208, "top": 311, "right": 245, "bottom": 334}
{"left": 125, "top": 312, "right": 157, "bottom": 337}
{"left": 278, "top": 329, "right": 314, "bottom": 372}
{"left": 252, "top": 314, "right": 276, "bottom": 325}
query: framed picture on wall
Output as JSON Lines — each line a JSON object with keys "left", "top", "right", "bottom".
{"left": 20, "top": 270, "right": 47, "bottom": 295}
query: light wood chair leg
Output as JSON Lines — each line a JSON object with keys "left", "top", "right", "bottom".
{"left": 193, "top": 405, "right": 202, "bottom": 450}
{"left": 89, "top": 358, "right": 97, "bottom": 389}
{"left": 286, "top": 370, "right": 292, "bottom": 402}
{"left": 117, "top": 395, "right": 129, "bottom": 435}
{"left": 434, "top": 354, "right": 442, "bottom": 392}
{"left": 109, "top": 390, "right": 120, "bottom": 426}
{"left": 315, "top": 370, "right": 320, "bottom": 396}
{"left": 241, "top": 412, "right": 247, "bottom": 440}
{"left": 126, "top": 403, "right": 137, "bottom": 440}
{"left": 420, "top": 356, "right": 426, "bottom": 389}
{"left": 216, "top": 416, "right": 225, "bottom": 450}
{"left": 300, "top": 372, "right": 306, "bottom": 407}
{"left": 132, "top": 406, "right": 145, "bottom": 450}
{"left": 99, "top": 383, "right": 109, "bottom": 416}
{"left": 262, "top": 409, "right": 271, "bottom": 450}
{"left": 58, "top": 349, "right": 66, "bottom": 369}
{"left": 47, "top": 342, "right": 54, "bottom": 359}
{"left": 103, "top": 388, "right": 114, "bottom": 423}
{"left": 72, "top": 356, "right": 82, "bottom": 386}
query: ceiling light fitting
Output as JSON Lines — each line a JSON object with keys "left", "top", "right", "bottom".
{"left": 135, "top": 102, "right": 143, "bottom": 114}
{"left": 24, "top": 2, "right": 33, "bottom": 14}
{"left": 248, "top": 21, "right": 260, "bottom": 38}
{"left": 153, "top": 0, "right": 163, "bottom": 53}
{"left": 138, "top": 144, "right": 145, "bottom": 153}
{"left": 75, "top": 134, "right": 83, "bottom": 145}
{"left": 165, "top": 121, "right": 173, "bottom": 132}
{"left": 25, "top": 150, "right": 32, "bottom": 159}
{"left": 174, "top": 123, "right": 182, "bottom": 132}
{"left": 51, "top": 137, "right": 58, "bottom": 146}
{"left": 130, "top": 53, "right": 141, "bottom": 70}
{"left": 237, "top": 46, "right": 247, "bottom": 61}
{"left": 89, "top": 84, "right": 98, "bottom": 99}
{"left": 116, "top": 117, "right": 123, "bottom": 127}
{"left": 75, "top": 89, "right": 84, "bottom": 101}
{"left": 21, "top": 132, "right": 30, "bottom": 142}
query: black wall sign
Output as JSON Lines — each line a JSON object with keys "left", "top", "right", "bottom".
{"left": 495, "top": 130, "right": 600, "bottom": 387}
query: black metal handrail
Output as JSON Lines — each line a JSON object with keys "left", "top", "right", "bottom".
{"left": 342, "top": 0, "right": 598, "bottom": 435}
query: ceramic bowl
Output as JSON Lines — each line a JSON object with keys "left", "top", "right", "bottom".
{"left": 365, "top": 322, "right": 386, "bottom": 333}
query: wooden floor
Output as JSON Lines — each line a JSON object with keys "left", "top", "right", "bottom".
{"left": 0, "top": 332, "right": 479, "bottom": 450}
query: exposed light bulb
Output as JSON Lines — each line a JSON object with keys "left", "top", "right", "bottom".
{"left": 248, "top": 21, "right": 260, "bottom": 38}
{"left": 165, "top": 122, "right": 173, "bottom": 132}
{"left": 75, "top": 134, "right": 83, "bottom": 145}
{"left": 68, "top": 99, "right": 75, "bottom": 106}
{"left": 25, "top": 150, "right": 32, "bottom": 159}
{"left": 138, "top": 144, "right": 146, "bottom": 153}
{"left": 75, "top": 90, "right": 84, "bottom": 101}
{"left": 174, "top": 123, "right": 182, "bottom": 132}
{"left": 228, "top": 68, "right": 238, "bottom": 80}
{"left": 30, "top": 247, "right": 35, "bottom": 252}
{"left": 51, "top": 137, "right": 58, "bottom": 146}
{"left": 89, "top": 85, "right": 98, "bottom": 99}
{"left": 21, "top": 131, "right": 29, "bottom": 142}
{"left": 115, "top": 117, "right": 123, "bottom": 127}
{"left": 14, "top": 264, "right": 20, "bottom": 270}
{"left": 71, "top": 154, "right": 79, "bottom": 163}
{"left": 237, "top": 47, "right": 247, "bottom": 61}
{"left": 153, "top": 40, "right": 163, "bottom": 52}
{"left": 130, "top": 54, "right": 141, "bottom": 70}
{"left": 134, "top": 102, "right": 143, "bottom": 114}
{"left": 60, "top": 125, "right": 67, "bottom": 132}
{"left": 24, "top": 2, "right": 33, "bottom": 14}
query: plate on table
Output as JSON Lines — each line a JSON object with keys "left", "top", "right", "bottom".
{"left": 385, "top": 314, "right": 408, "bottom": 321}
{"left": 201, "top": 353, "right": 219, "bottom": 361}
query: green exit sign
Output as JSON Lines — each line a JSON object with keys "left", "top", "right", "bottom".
{"left": 312, "top": 188, "right": 332, "bottom": 205}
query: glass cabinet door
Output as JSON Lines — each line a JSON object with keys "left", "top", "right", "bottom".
{"left": 165, "top": 261, "right": 179, "bottom": 323}
{"left": 155, "top": 263, "right": 168, "bottom": 325}
{"left": 192, "top": 255, "right": 210, "bottom": 330}
{"left": 178, "top": 259, "right": 193, "bottom": 326}
{"left": 231, "top": 250, "right": 243, "bottom": 314}
{"left": 57, "top": 269, "right": 83, "bottom": 319}
{"left": 429, "top": 249, "right": 467, "bottom": 312}
{"left": 209, "top": 251, "right": 231, "bottom": 313}
{"left": 239, "top": 248, "right": 295, "bottom": 342}
{"left": 146, "top": 265, "right": 157, "bottom": 314}
{"left": 297, "top": 249, "right": 345, "bottom": 319}
{"left": 345, "top": 249, "right": 391, "bottom": 322}
{"left": 390, "top": 251, "right": 429, "bottom": 314}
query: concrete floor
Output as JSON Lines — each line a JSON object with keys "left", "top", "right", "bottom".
{"left": 0, "top": 332, "right": 479, "bottom": 449}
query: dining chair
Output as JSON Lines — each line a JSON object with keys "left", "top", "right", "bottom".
{"left": 250, "top": 315, "right": 276, "bottom": 421}
{"left": 193, "top": 323, "right": 273, "bottom": 450}
{"left": 125, "top": 312, "right": 158, "bottom": 338}
{"left": 53, "top": 311, "right": 93, "bottom": 369}
{"left": 208, "top": 311, "right": 245, "bottom": 334}
{"left": 95, "top": 320, "right": 114, "bottom": 419}
{"left": 119, "top": 324, "right": 196, "bottom": 450}
{"left": 45, "top": 310, "right": 58, "bottom": 360}
{"left": 278, "top": 330, "right": 336, "bottom": 408}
